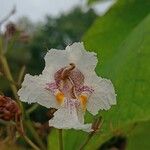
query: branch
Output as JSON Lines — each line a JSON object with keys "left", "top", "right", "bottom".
{"left": 0, "top": 6, "right": 16, "bottom": 26}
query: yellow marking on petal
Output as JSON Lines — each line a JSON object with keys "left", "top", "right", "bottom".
{"left": 55, "top": 92, "right": 64, "bottom": 105}
{"left": 79, "top": 95, "right": 87, "bottom": 112}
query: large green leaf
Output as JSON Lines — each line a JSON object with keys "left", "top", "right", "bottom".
{"left": 83, "top": 13, "right": 150, "bottom": 149}
{"left": 82, "top": 0, "right": 150, "bottom": 149}
{"left": 48, "top": 128, "right": 59, "bottom": 150}
{"left": 48, "top": 128, "right": 88, "bottom": 150}
{"left": 127, "top": 121, "right": 150, "bottom": 150}
{"left": 84, "top": 0, "right": 150, "bottom": 74}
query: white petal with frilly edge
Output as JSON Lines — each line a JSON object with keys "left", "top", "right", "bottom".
{"left": 18, "top": 74, "right": 59, "bottom": 109}
{"left": 87, "top": 78, "right": 116, "bottom": 115}
{"left": 66, "top": 42, "right": 98, "bottom": 75}
{"left": 42, "top": 48, "right": 70, "bottom": 79}
{"left": 49, "top": 99, "right": 92, "bottom": 132}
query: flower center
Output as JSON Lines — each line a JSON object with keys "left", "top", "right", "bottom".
{"left": 54, "top": 63, "right": 84, "bottom": 99}
{"left": 46, "top": 63, "right": 94, "bottom": 111}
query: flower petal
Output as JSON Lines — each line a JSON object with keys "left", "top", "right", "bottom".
{"left": 66, "top": 42, "right": 98, "bottom": 74}
{"left": 87, "top": 77, "right": 116, "bottom": 115}
{"left": 42, "top": 48, "right": 70, "bottom": 78}
{"left": 43, "top": 43, "right": 98, "bottom": 81}
{"left": 66, "top": 42, "right": 83, "bottom": 62}
{"left": 49, "top": 99, "right": 92, "bottom": 132}
{"left": 18, "top": 74, "right": 59, "bottom": 109}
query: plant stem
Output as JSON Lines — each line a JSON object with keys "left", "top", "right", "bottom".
{"left": 23, "top": 135, "right": 40, "bottom": 150}
{"left": 18, "top": 118, "right": 41, "bottom": 150}
{"left": 58, "top": 129, "right": 63, "bottom": 150}
{"left": 79, "top": 132, "right": 94, "bottom": 150}
{"left": 0, "top": 6, "right": 16, "bottom": 27}
{"left": 26, "top": 104, "right": 39, "bottom": 115}
{"left": 0, "top": 55, "right": 18, "bottom": 99}
{"left": 0, "top": 39, "right": 45, "bottom": 150}
{"left": 79, "top": 116, "right": 103, "bottom": 150}
{"left": 0, "top": 42, "right": 23, "bottom": 111}
{"left": 25, "top": 120, "right": 47, "bottom": 150}
{"left": 17, "top": 65, "right": 26, "bottom": 86}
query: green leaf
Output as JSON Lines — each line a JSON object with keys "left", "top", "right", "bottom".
{"left": 127, "top": 121, "right": 150, "bottom": 150}
{"left": 84, "top": 0, "right": 150, "bottom": 72}
{"left": 64, "top": 130, "right": 87, "bottom": 150}
{"left": 100, "top": 12, "right": 150, "bottom": 128}
{"left": 84, "top": 19, "right": 150, "bottom": 145}
{"left": 48, "top": 128, "right": 59, "bottom": 150}
{"left": 87, "top": 0, "right": 110, "bottom": 5}
{"left": 48, "top": 129, "right": 88, "bottom": 150}
{"left": 82, "top": 0, "right": 150, "bottom": 149}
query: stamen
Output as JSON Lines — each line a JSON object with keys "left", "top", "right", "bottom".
{"left": 72, "top": 86, "right": 78, "bottom": 99}
{"left": 55, "top": 91, "right": 65, "bottom": 105}
{"left": 68, "top": 77, "right": 78, "bottom": 99}
{"left": 79, "top": 94, "right": 88, "bottom": 112}
{"left": 61, "top": 63, "right": 75, "bottom": 80}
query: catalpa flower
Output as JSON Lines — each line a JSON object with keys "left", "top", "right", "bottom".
{"left": 18, "top": 42, "right": 116, "bottom": 132}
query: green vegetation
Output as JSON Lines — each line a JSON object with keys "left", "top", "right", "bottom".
{"left": 83, "top": 0, "right": 150, "bottom": 149}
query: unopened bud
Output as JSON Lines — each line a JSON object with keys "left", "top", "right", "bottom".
{"left": 91, "top": 116, "right": 103, "bottom": 133}
{"left": 4, "top": 22, "right": 17, "bottom": 39}
{"left": 0, "top": 95, "right": 21, "bottom": 121}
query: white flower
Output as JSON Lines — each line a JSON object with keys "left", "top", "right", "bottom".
{"left": 18, "top": 42, "right": 116, "bottom": 132}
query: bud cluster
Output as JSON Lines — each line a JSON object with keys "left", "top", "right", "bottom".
{"left": 4, "top": 22, "right": 29, "bottom": 43}
{"left": 0, "top": 95, "right": 21, "bottom": 121}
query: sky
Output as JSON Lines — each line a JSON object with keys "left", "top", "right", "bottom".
{"left": 0, "top": 0, "right": 115, "bottom": 24}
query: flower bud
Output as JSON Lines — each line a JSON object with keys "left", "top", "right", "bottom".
{"left": 0, "top": 95, "right": 21, "bottom": 121}
{"left": 91, "top": 116, "right": 103, "bottom": 133}
{"left": 4, "top": 22, "right": 17, "bottom": 39}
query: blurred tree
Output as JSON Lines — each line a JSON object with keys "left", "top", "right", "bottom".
{"left": 28, "top": 7, "right": 97, "bottom": 74}
{"left": 0, "top": 7, "right": 97, "bottom": 92}
{"left": 16, "top": 16, "right": 36, "bottom": 34}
